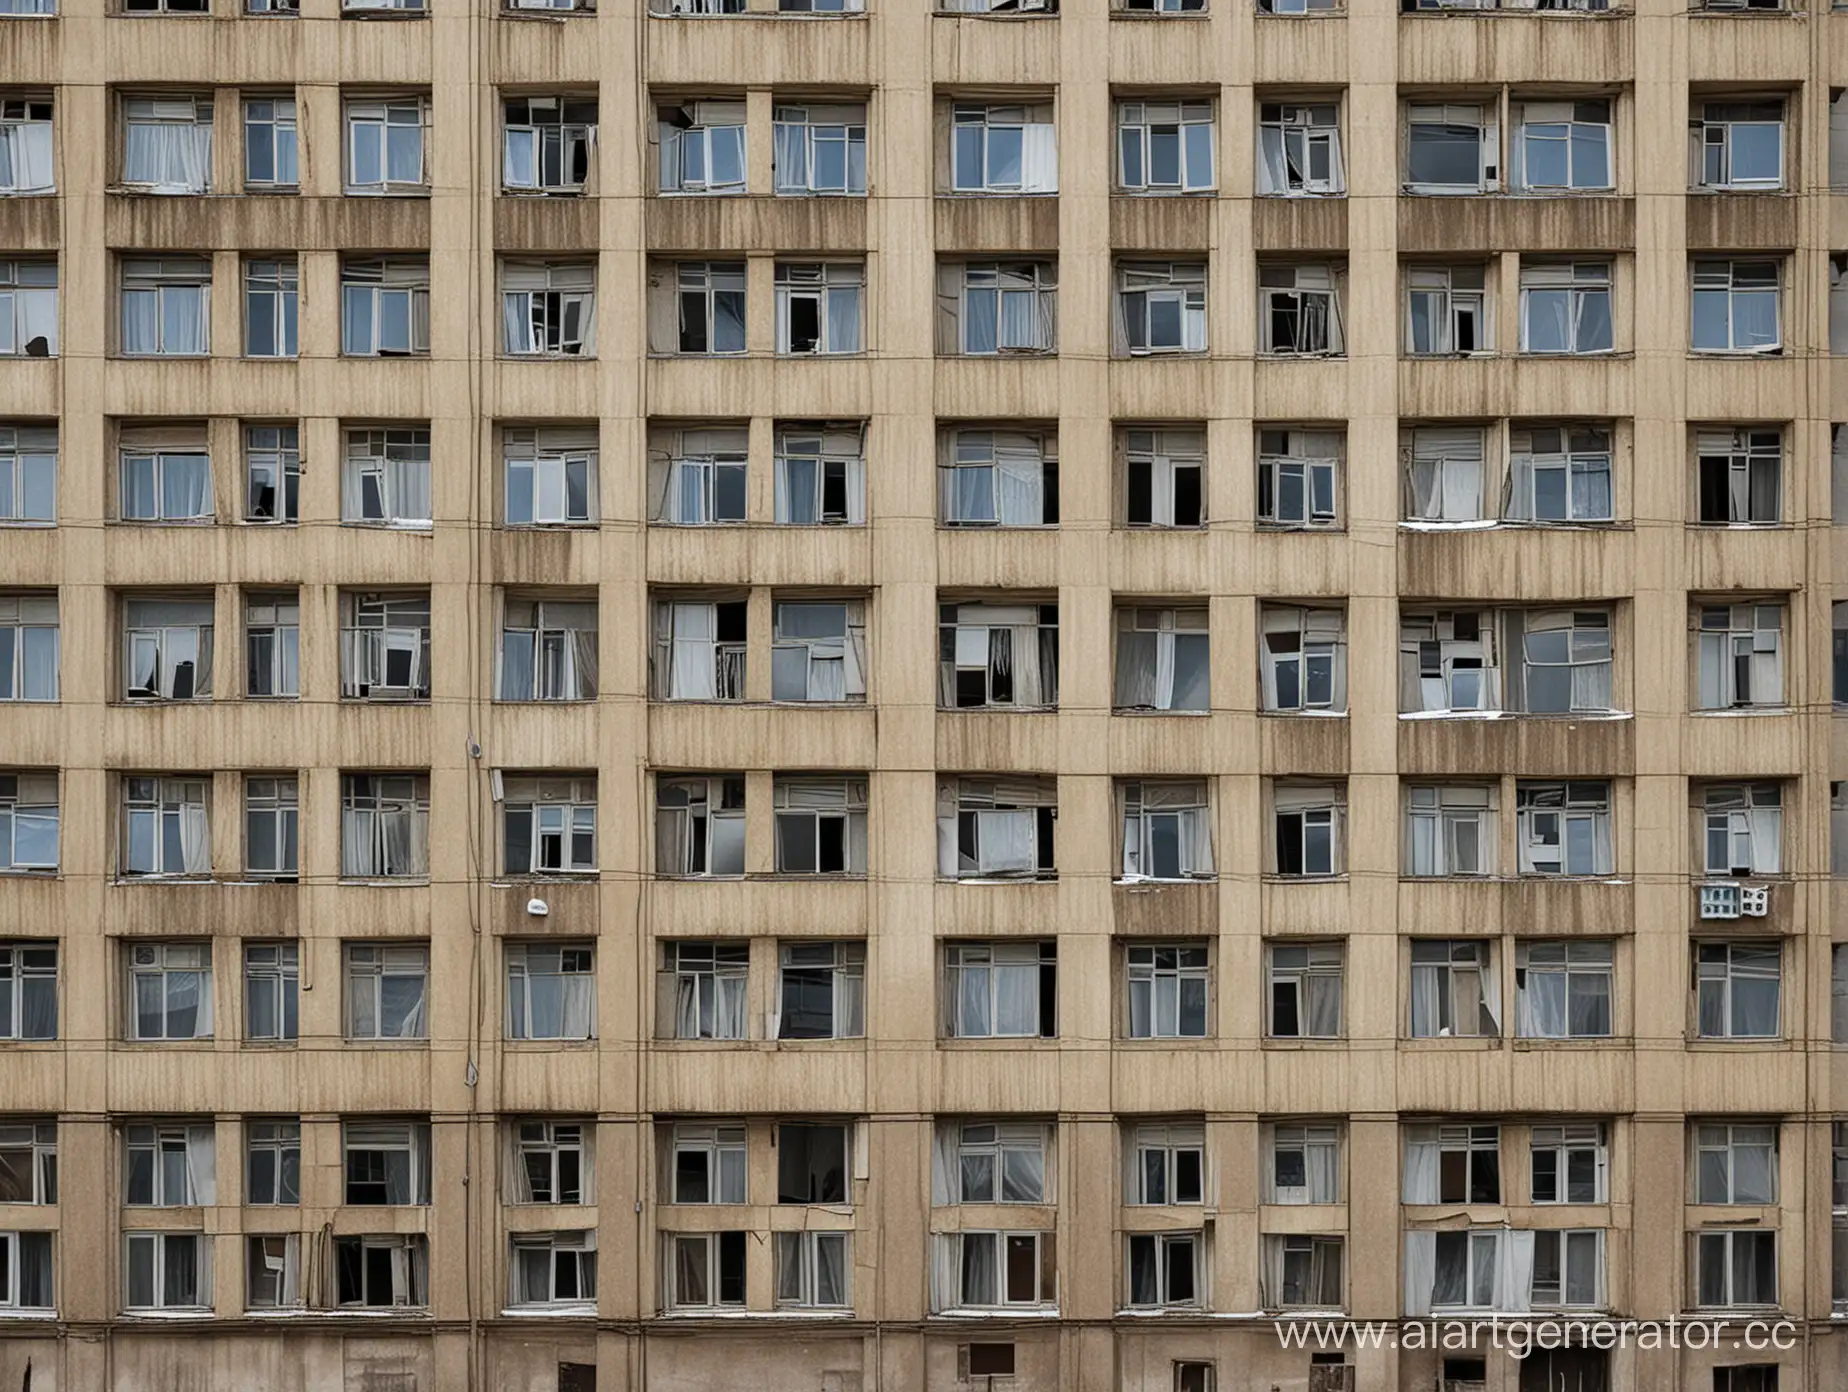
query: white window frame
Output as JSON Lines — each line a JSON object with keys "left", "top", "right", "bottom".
{"left": 1256, "top": 103, "right": 1343, "bottom": 195}
{"left": 1530, "top": 1123, "right": 1608, "bottom": 1203}
{"left": 774, "top": 940, "right": 866, "bottom": 1037}
{"left": 1400, "top": 426, "right": 1485, "bottom": 523}
{"left": 121, "top": 776, "right": 209, "bottom": 877}
{"left": 508, "top": 1231, "right": 597, "bottom": 1310}
{"left": 950, "top": 103, "right": 1058, "bottom": 194}
{"left": 1691, "top": 100, "right": 1784, "bottom": 192}
{"left": 123, "top": 600, "right": 213, "bottom": 702}
{"left": 1515, "top": 780, "right": 1613, "bottom": 876}
{"left": 1404, "top": 103, "right": 1499, "bottom": 194}
{"left": 1120, "top": 780, "right": 1214, "bottom": 882}
{"left": 1256, "top": 428, "right": 1339, "bottom": 529}
{"left": 663, "top": 1232, "right": 746, "bottom": 1310}
{"left": 501, "top": 261, "right": 596, "bottom": 358}
{"left": 1512, "top": 99, "right": 1612, "bottom": 193}
{"left": 649, "top": 597, "right": 747, "bottom": 700}
{"left": 944, "top": 941, "right": 1056, "bottom": 1039}
{"left": 774, "top": 261, "right": 863, "bottom": 355}
{"left": 1127, "top": 426, "right": 1206, "bottom": 528}
{"left": 334, "top": 1234, "right": 428, "bottom": 1307}
{"left": 0, "top": 265, "right": 57, "bottom": 360}
{"left": 503, "top": 95, "right": 596, "bottom": 194}
{"left": 1399, "top": 610, "right": 1498, "bottom": 713}
{"left": 244, "top": 424, "right": 298, "bottom": 525}
{"left": 654, "top": 776, "right": 746, "bottom": 879}
{"left": 657, "top": 101, "right": 746, "bottom": 194}
{"left": 671, "top": 1121, "right": 746, "bottom": 1204}
{"left": 0, "top": 99, "right": 54, "bottom": 196}
{"left": 1516, "top": 942, "right": 1613, "bottom": 1040}
{"left": 1129, "top": 1121, "right": 1205, "bottom": 1205}
{"left": 936, "top": 775, "right": 1058, "bottom": 881}
{"left": 126, "top": 942, "right": 213, "bottom": 1040}
{"left": 340, "top": 258, "right": 430, "bottom": 357}
{"left": 0, "top": 594, "right": 58, "bottom": 701}
{"left": 341, "top": 427, "right": 431, "bottom": 529}
{"left": 0, "top": 943, "right": 55, "bottom": 1039}
{"left": 505, "top": 941, "right": 596, "bottom": 1040}
{"left": 339, "top": 591, "right": 430, "bottom": 701}
{"left": 242, "top": 778, "right": 298, "bottom": 880}
{"left": 1258, "top": 263, "right": 1344, "bottom": 355}
{"left": 344, "top": 96, "right": 429, "bottom": 195}
{"left": 509, "top": 1119, "right": 589, "bottom": 1205}
{"left": 1409, "top": 939, "right": 1499, "bottom": 1039}
{"left": 246, "top": 1233, "right": 301, "bottom": 1310}
{"left": 775, "top": 424, "right": 865, "bottom": 525}
{"left": 1695, "top": 942, "right": 1781, "bottom": 1040}
{"left": 497, "top": 598, "right": 598, "bottom": 701}
{"left": 1260, "top": 605, "right": 1347, "bottom": 713}
{"left": 1690, "top": 259, "right": 1781, "bottom": 354}
{"left": 1126, "top": 942, "right": 1209, "bottom": 1039}
{"left": 505, "top": 426, "right": 597, "bottom": 527}
{"left": 120, "top": 95, "right": 212, "bottom": 195}
{"left": 1117, "top": 100, "right": 1214, "bottom": 193}
{"left": 1696, "top": 428, "right": 1780, "bottom": 526}
{"left": 123, "top": 1232, "right": 208, "bottom": 1311}
{"left": 940, "top": 429, "right": 1057, "bottom": 527}
{"left": 1529, "top": 1229, "right": 1603, "bottom": 1309}
{"left": 1126, "top": 1231, "right": 1203, "bottom": 1309}
{"left": 244, "top": 1118, "right": 300, "bottom": 1205}
{"left": 770, "top": 599, "right": 867, "bottom": 702}
{"left": 1404, "top": 785, "right": 1493, "bottom": 877}
{"left": 341, "top": 1120, "right": 431, "bottom": 1204}
{"left": 1268, "top": 941, "right": 1344, "bottom": 1039}
{"left": 119, "top": 257, "right": 210, "bottom": 357}
{"left": 1694, "top": 1230, "right": 1777, "bottom": 1309}
{"left": 1519, "top": 259, "right": 1613, "bottom": 356}
{"left": 948, "top": 261, "right": 1057, "bottom": 356}
{"left": 1509, "top": 609, "right": 1613, "bottom": 714}
{"left": 1116, "top": 261, "right": 1207, "bottom": 355}
{"left": 1265, "top": 1122, "right": 1339, "bottom": 1204}
{"left": 0, "top": 1122, "right": 57, "bottom": 1204}
{"left": 1695, "top": 603, "right": 1783, "bottom": 710}
{"left": 772, "top": 104, "right": 866, "bottom": 195}
{"left": 1405, "top": 264, "right": 1489, "bottom": 356}
{"left": 243, "top": 97, "right": 297, "bottom": 190}
{"left": 1114, "top": 606, "right": 1210, "bottom": 712}
{"left": 1272, "top": 784, "right": 1345, "bottom": 877}
{"left": 1506, "top": 425, "right": 1614, "bottom": 524}
{"left": 242, "top": 942, "right": 299, "bottom": 1043}
{"left": 660, "top": 941, "right": 747, "bottom": 1040}
{"left": 0, "top": 772, "right": 57, "bottom": 872}
{"left": 1263, "top": 1233, "right": 1344, "bottom": 1310}
{"left": 118, "top": 440, "right": 212, "bottom": 524}
{"left": 123, "top": 1119, "right": 215, "bottom": 1207}
{"left": 774, "top": 1230, "right": 851, "bottom": 1309}
{"left": 1702, "top": 783, "right": 1782, "bottom": 876}
{"left": 243, "top": 259, "right": 297, "bottom": 359}
{"left": 343, "top": 943, "right": 429, "bottom": 1038}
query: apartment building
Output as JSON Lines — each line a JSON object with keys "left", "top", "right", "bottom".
{"left": 0, "top": 0, "right": 1846, "bottom": 1388}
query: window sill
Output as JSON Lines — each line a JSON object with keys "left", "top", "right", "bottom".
{"left": 1113, "top": 8, "right": 1215, "bottom": 16}
{"left": 1256, "top": 352, "right": 1347, "bottom": 362}
{"left": 341, "top": 1038, "right": 431, "bottom": 1049}
{"left": 939, "top": 1036, "right": 1060, "bottom": 1049}
{"left": 120, "top": 1039, "right": 217, "bottom": 1048}
{"left": 336, "top": 879, "right": 430, "bottom": 888}
{"left": 1259, "top": 708, "right": 1347, "bottom": 718}
{"left": 1401, "top": 5, "right": 1624, "bottom": 14}
{"left": 1399, "top": 1034, "right": 1501, "bottom": 1049}
{"left": 342, "top": 189, "right": 433, "bottom": 199}
{"left": 1511, "top": 1035, "right": 1627, "bottom": 1049}
{"left": 1119, "top": 1034, "right": 1213, "bottom": 1046}
{"left": 501, "top": 1304, "right": 597, "bottom": 1317}
{"left": 339, "top": 521, "right": 433, "bottom": 532}
{"left": 941, "top": 875, "right": 1057, "bottom": 885}
{"left": 1111, "top": 707, "right": 1212, "bottom": 717}
{"left": 1687, "top": 350, "right": 1784, "bottom": 359}
{"left": 1262, "top": 1036, "right": 1347, "bottom": 1048}
{"left": 1261, "top": 874, "right": 1347, "bottom": 885}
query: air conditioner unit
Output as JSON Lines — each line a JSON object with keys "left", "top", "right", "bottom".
{"left": 1699, "top": 883, "right": 1741, "bottom": 919}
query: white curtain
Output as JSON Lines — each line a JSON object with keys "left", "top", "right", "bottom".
{"left": 125, "top": 122, "right": 212, "bottom": 192}
{"left": 559, "top": 973, "right": 594, "bottom": 1039}
{"left": 184, "top": 1124, "right": 216, "bottom": 1204}
{"left": 1307, "top": 1143, "right": 1338, "bottom": 1202}
{"left": 1520, "top": 970, "right": 1565, "bottom": 1038}
{"left": 670, "top": 605, "right": 715, "bottom": 699}
{"left": 0, "top": 124, "right": 51, "bottom": 193}
{"left": 179, "top": 801, "right": 209, "bottom": 874}
{"left": 1403, "top": 1132, "right": 1439, "bottom": 1202}
{"left": 122, "top": 293, "right": 158, "bottom": 354}
{"left": 280, "top": 1234, "right": 300, "bottom": 1305}
{"left": 1403, "top": 1230, "right": 1436, "bottom": 1316}
{"left": 976, "top": 809, "right": 1034, "bottom": 874}
{"left": 1259, "top": 1237, "right": 1286, "bottom": 1307}
{"left": 1410, "top": 966, "right": 1441, "bottom": 1037}
{"left": 929, "top": 1233, "right": 961, "bottom": 1312}
{"left": 1499, "top": 1229, "right": 1534, "bottom": 1312}
{"left": 929, "top": 1125, "right": 958, "bottom": 1206}
{"left": 1021, "top": 123, "right": 1058, "bottom": 192}
{"left": 994, "top": 450, "right": 1043, "bottom": 525}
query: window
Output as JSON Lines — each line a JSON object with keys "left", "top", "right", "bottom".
{"left": 502, "top": 262, "right": 595, "bottom": 358}
{"left": 664, "top": 1232, "right": 746, "bottom": 1310}
{"left": 1506, "top": 425, "right": 1613, "bottom": 524}
{"left": 775, "top": 262, "right": 862, "bottom": 355}
{"left": 1265, "top": 1122, "right": 1339, "bottom": 1203}
{"left": 937, "top": 261, "right": 1057, "bottom": 356}
{"left": 118, "top": 430, "right": 211, "bottom": 523}
{"left": 1516, "top": 781, "right": 1612, "bottom": 876}
{"left": 936, "top": 776, "right": 1057, "bottom": 880}
{"left": 123, "top": 0, "right": 207, "bottom": 10}
{"left": 776, "top": 423, "right": 865, "bottom": 525}
{"left": 1261, "top": 605, "right": 1347, "bottom": 713}
{"left": 119, "top": 257, "right": 209, "bottom": 357}
{"left": 951, "top": 103, "right": 1057, "bottom": 193}
{"left": 933, "top": 1231, "right": 1054, "bottom": 1310}
{"left": 0, "top": 98, "right": 52, "bottom": 194}
{"left": 1531, "top": 1123, "right": 1607, "bottom": 1203}
{"left": 1507, "top": 610, "right": 1613, "bottom": 713}
{"left": 777, "top": 941, "right": 865, "bottom": 1038}
{"left": 1516, "top": 942, "right": 1613, "bottom": 1039}
{"left": 1694, "top": 603, "right": 1783, "bottom": 710}
{"left": 503, "top": 96, "right": 596, "bottom": 194}
{"left": 244, "top": 424, "right": 298, "bottom": 524}
{"left": 1115, "top": 261, "right": 1207, "bottom": 355}
{"left": 243, "top": 98, "right": 297, "bottom": 189}
{"left": 1273, "top": 784, "right": 1345, "bottom": 877}
{"left": 773, "top": 104, "right": 866, "bottom": 195}
{"left": 1512, "top": 100, "right": 1611, "bottom": 192}
{"left": 1691, "top": 260, "right": 1780, "bottom": 354}
{"left": 1696, "top": 1127, "right": 1777, "bottom": 1207}
{"left": 345, "top": 96, "right": 427, "bottom": 193}
{"left": 772, "top": 777, "right": 867, "bottom": 875}
{"left": 0, "top": 595, "right": 56, "bottom": 701}
{"left": 343, "top": 1120, "right": 430, "bottom": 1203}
{"left": 240, "top": 779, "right": 300, "bottom": 888}
{"left": 247, "top": 0, "right": 299, "bottom": 14}
{"left": 340, "top": 592, "right": 430, "bottom": 700}
{"left": 510, "top": 1120, "right": 588, "bottom": 1204}
{"left": 246, "top": 1234, "right": 301, "bottom": 1310}
{"left": 1120, "top": 781, "right": 1213, "bottom": 881}
{"left": 1114, "top": 607, "right": 1209, "bottom": 712}
{"left": 947, "top": 1121, "right": 1047, "bottom": 1203}
{"left": 121, "top": 776, "right": 208, "bottom": 877}
{"left": 652, "top": 261, "right": 745, "bottom": 355}
{"left": 121, "top": 96, "right": 212, "bottom": 193}
{"left": 244, "top": 596, "right": 298, "bottom": 700}
{"left": 1696, "top": 429, "right": 1779, "bottom": 526}
{"left": 0, "top": 1122, "right": 56, "bottom": 1204}
{"left": 123, "top": 598, "right": 213, "bottom": 701}
{"left": 243, "top": 942, "right": 297, "bottom": 1044}
{"left": 1695, "top": 1231, "right": 1777, "bottom": 1308}
{"left": 940, "top": 429, "right": 1058, "bottom": 526}
{"left": 1127, "top": 942, "right": 1208, "bottom": 1039}
{"left": 1400, "top": 426, "right": 1485, "bottom": 523}
{"left": 1520, "top": 259, "right": 1613, "bottom": 355}
{"left": 506, "top": 942, "right": 595, "bottom": 1040}
{"left": 1129, "top": 1121, "right": 1204, "bottom": 1205}
{"left": 1128, "top": 0, "right": 1205, "bottom": 10}
{"left": 241, "top": 260, "right": 298, "bottom": 360}
{"left": 659, "top": 942, "right": 747, "bottom": 1040}
{"left": 772, "top": 600, "right": 867, "bottom": 702}
{"left": 0, "top": 943, "right": 53, "bottom": 1039}
{"left": 341, "top": 258, "right": 430, "bottom": 356}
{"left": 1403, "top": 1123, "right": 1500, "bottom": 1204}
{"left": 1713, "top": 1371, "right": 1779, "bottom": 1392}
{"left": 1691, "top": 101, "right": 1783, "bottom": 191}
{"left": 649, "top": 427, "right": 747, "bottom": 525}
{"left": 778, "top": 1122, "right": 849, "bottom": 1204}
{"left": 654, "top": 776, "right": 745, "bottom": 879}
{"left": 1175, "top": 1365, "right": 1216, "bottom": 1392}
{"left": 1701, "top": 784, "right": 1782, "bottom": 876}
{"left": 509, "top": 1232, "right": 597, "bottom": 1309}
{"left": 1838, "top": 603, "right": 1848, "bottom": 705}
{"left": 1404, "top": 786, "right": 1493, "bottom": 876}
{"left": 1695, "top": 942, "right": 1780, "bottom": 1040}
{"left": 124, "top": 1232, "right": 207, "bottom": 1310}
{"left": 124, "top": 1120, "right": 215, "bottom": 1205}
{"left": 1257, "top": 103, "right": 1342, "bottom": 195}
{"left": 344, "top": 944, "right": 429, "bottom": 1038}
{"left": 671, "top": 1121, "right": 746, "bottom": 1203}
{"left": 1127, "top": 1232, "right": 1201, "bottom": 1308}
{"left": 945, "top": 942, "right": 1055, "bottom": 1039}
{"left": 775, "top": 1231, "right": 850, "bottom": 1308}
{"left": 649, "top": 597, "right": 747, "bottom": 699}
{"left": 654, "top": 97, "right": 746, "bottom": 193}
{"left": 1530, "top": 1230, "right": 1602, "bottom": 1308}
{"left": 1405, "top": 265, "right": 1488, "bottom": 356}
{"left": 505, "top": 426, "right": 597, "bottom": 526}
{"left": 0, "top": 263, "right": 54, "bottom": 358}
{"left": 0, "top": 774, "right": 55, "bottom": 873}
{"left": 1268, "top": 942, "right": 1343, "bottom": 1039}
{"left": 1405, "top": 103, "right": 1499, "bottom": 193}
{"left": 1117, "top": 101, "right": 1213, "bottom": 193}
{"left": 342, "top": 427, "right": 431, "bottom": 528}
{"left": 334, "top": 1234, "right": 427, "bottom": 1307}
{"left": 126, "top": 943, "right": 212, "bottom": 1040}
{"left": 1259, "top": 263, "right": 1344, "bottom": 355}
{"left": 1262, "top": 1235, "right": 1342, "bottom": 1309}
{"left": 498, "top": 599, "right": 598, "bottom": 701}
{"left": 1409, "top": 940, "right": 1498, "bottom": 1038}
{"left": 1126, "top": 426, "right": 1205, "bottom": 528}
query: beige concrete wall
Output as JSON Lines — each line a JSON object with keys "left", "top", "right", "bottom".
{"left": 0, "top": 0, "right": 1845, "bottom": 1387}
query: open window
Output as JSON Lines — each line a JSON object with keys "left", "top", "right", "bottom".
{"left": 773, "top": 777, "right": 868, "bottom": 876}
{"left": 939, "top": 428, "right": 1058, "bottom": 526}
{"left": 1124, "top": 426, "right": 1204, "bottom": 528}
{"left": 936, "top": 261, "right": 1057, "bottom": 356}
{"left": 1258, "top": 263, "right": 1345, "bottom": 355}
{"left": 1399, "top": 610, "right": 1498, "bottom": 713}
{"left": 1268, "top": 942, "right": 1344, "bottom": 1038}
{"left": 772, "top": 598, "right": 867, "bottom": 702}
{"left": 1403, "top": 103, "right": 1499, "bottom": 194}
{"left": 648, "top": 425, "right": 747, "bottom": 524}
{"left": 501, "top": 261, "right": 596, "bottom": 357}
{"left": 1114, "top": 606, "right": 1209, "bottom": 712}
{"left": 1405, "top": 265, "right": 1489, "bottom": 356}
{"left": 944, "top": 941, "right": 1056, "bottom": 1038}
{"left": 339, "top": 592, "right": 429, "bottom": 701}
{"left": 503, "top": 95, "right": 597, "bottom": 195}
{"left": 1695, "top": 429, "right": 1779, "bottom": 526}
{"left": 1519, "top": 259, "right": 1612, "bottom": 355}
{"left": 1409, "top": 939, "right": 1499, "bottom": 1038}
{"left": 1257, "top": 103, "right": 1343, "bottom": 195}
{"left": 498, "top": 596, "right": 597, "bottom": 701}
{"left": 773, "top": 104, "right": 866, "bottom": 195}
{"left": 122, "top": 596, "right": 213, "bottom": 701}
{"left": 1272, "top": 782, "right": 1345, "bottom": 877}
{"left": 505, "top": 426, "right": 597, "bottom": 527}
{"left": 1114, "top": 261, "right": 1207, "bottom": 355}
{"left": 657, "top": 100, "right": 746, "bottom": 194}
{"left": 938, "top": 600, "right": 1058, "bottom": 710}
{"left": 936, "top": 775, "right": 1057, "bottom": 880}
{"left": 1260, "top": 605, "right": 1347, "bottom": 713}
{"left": 775, "top": 422, "right": 864, "bottom": 524}
{"left": 341, "top": 257, "right": 430, "bottom": 357}
{"left": 1692, "top": 602, "right": 1783, "bottom": 709}
{"left": 1515, "top": 780, "right": 1612, "bottom": 876}
{"left": 1119, "top": 780, "right": 1213, "bottom": 881}
{"left": 501, "top": 777, "right": 598, "bottom": 878}
{"left": 342, "top": 426, "right": 431, "bottom": 528}
{"left": 649, "top": 595, "right": 747, "bottom": 700}
{"left": 1506, "top": 425, "right": 1613, "bottom": 524}
{"left": 949, "top": 103, "right": 1058, "bottom": 194}
{"left": 1690, "top": 99, "right": 1784, "bottom": 192}
{"left": 1404, "top": 784, "right": 1494, "bottom": 875}
{"left": 1511, "top": 99, "right": 1611, "bottom": 192}
{"left": 655, "top": 775, "right": 745, "bottom": 878}
{"left": 775, "top": 262, "right": 862, "bottom": 354}
{"left": 649, "top": 260, "right": 746, "bottom": 355}
{"left": 118, "top": 424, "right": 211, "bottom": 524}
{"left": 1400, "top": 425, "right": 1485, "bottom": 523}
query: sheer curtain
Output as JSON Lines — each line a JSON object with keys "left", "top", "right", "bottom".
{"left": 1521, "top": 970, "right": 1565, "bottom": 1038}
{"left": 184, "top": 1124, "right": 216, "bottom": 1203}
{"left": 1403, "top": 1131, "right": 1439, "bottom": 1203}
{"left": 929, "top": 1125, "right": 958, "bottom": 1207}
{"left": 929, "top": 1233, "right": 960, "bottom": 1312}
{"left": 1403, "top": 1230, "right": 1436, "bottom": 1316}
{"left": 558, "top": 970, "right": 594, "bottom": 1039}
{"left": 1306, "top": 1142, "right": 1338, "bottom": 1203}
{"left": 827, "top": 286, "right": 859, "bottom": 353}
{"left": 125, "top": 122, "right": 211, "bottom": 192}
{"left": 1020, "top": 123, "right": 1058, "bottom": 193}
{"left": 1498, "top": 1230, "right": 1534, "bottom": 1312}
{"left": 122, "top": 292, "right": 159, "bottom": 354}
{"left": 994, "top": 451, "right": 1043, "bottom": 525}
{"left": 976, "top": 810, "right": 1034, "bottom": 875}
{"left": 1410, "top": 966, "right": 1442, "bottom": 1038}
{"left": 670, "top": 605, "right": 715, "bottom": 699}
{"left": 179, "top": 800, "right": 209, "bottom": 874}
